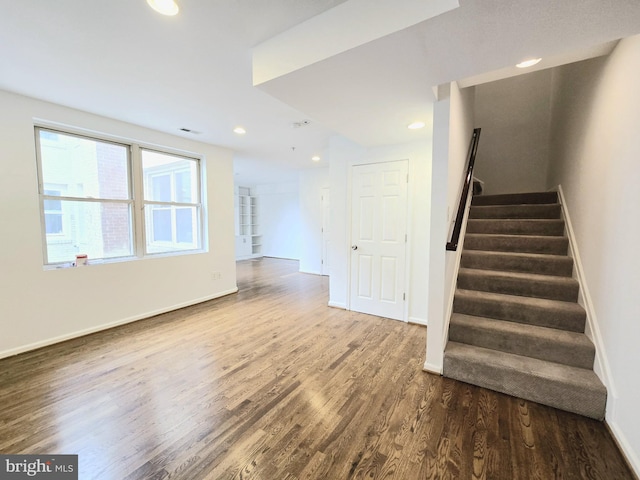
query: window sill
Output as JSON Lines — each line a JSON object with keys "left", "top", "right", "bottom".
{"left": 43, "top": 248, "right": 207, "bottom": 271}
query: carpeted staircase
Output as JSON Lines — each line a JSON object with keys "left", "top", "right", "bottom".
{"left": 443, "top": 191, "right": 607, "bottom": 419}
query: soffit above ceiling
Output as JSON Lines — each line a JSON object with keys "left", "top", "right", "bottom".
{"left": 254, "top": 0, "right": 640, "bottom": 147}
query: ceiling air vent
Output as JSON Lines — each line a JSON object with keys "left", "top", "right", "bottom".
{"left": 291, "top": 120, "right": 311, "bottom": 128}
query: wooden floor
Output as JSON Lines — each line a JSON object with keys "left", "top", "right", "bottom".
{"left": 0, "top": 258, "right": 634, "bottom": 479}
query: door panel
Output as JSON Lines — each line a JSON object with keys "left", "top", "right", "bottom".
{"left": 359, "top": 196, "right": 375, "bottom": 240}
{"left": 382, "top": 196, "right": 400, "bottom": 241}
{"left": 380, "top": 256, "right": 397, "bottom": 302}
{"left": 357, "top": 254, "right": 373, "bottom": 298}
{"left": 350, "top": 160, "right": 408, "bottom": 321}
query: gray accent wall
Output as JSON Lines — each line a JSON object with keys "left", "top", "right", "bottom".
{"left": 473, "top": 69, "right": 553, "bottom": 195}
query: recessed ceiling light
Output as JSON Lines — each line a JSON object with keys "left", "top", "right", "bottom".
{"left": 311, "top": 156, "right": 321, "bottom": 162}
{"left": 233, "top": 127, "right": 246, "bottom": 135}
{"left": 147, "top": 0, "right": 179, "bottom": 16}
{"left": 408, "top": 121, "right": 425, "bottom": 130}
{"left": 516, "top": 58, "right": 542, "bottom": 68}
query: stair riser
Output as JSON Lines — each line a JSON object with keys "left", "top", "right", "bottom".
{"left": 448, "top": 322, "right": 594, "bottom": 369}
{"left": 470, "top": 204, "right": 562, "bottom": 219}
{"left": 460, "top": 252, "right": 574, "bottom": 277}
{"left": 446, "top": 191, "right": 605, "bottom": 421}
{"left": 443, "top": 354, "right": 606, "bottom": 420}
{"left": 466, "top": 220, "right": 565, "bottom": 236}
{"left": 453, "top": 294, "right": 585, "bottom": 332}
{"left": 472, "top": 192, "right": 559, "bottom": 206}
{"left": 457, "top": 272, "right": 579, "bottom": 302}
{"left": 464, "top": 235, "right": 568, "bottom": 255}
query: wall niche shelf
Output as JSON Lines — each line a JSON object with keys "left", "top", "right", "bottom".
{"left": 235, "top": 186, "right": 262, "bottom": 260}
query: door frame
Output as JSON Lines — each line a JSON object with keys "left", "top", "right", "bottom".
{"left": 346, "top": 159, "right": 412, "bottom": 322}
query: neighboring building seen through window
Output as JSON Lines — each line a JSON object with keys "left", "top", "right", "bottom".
{"left": 37, "top": 129, "right": 133, "bottom": 264}
{"left": 35, "top": 127, "right": 203, "bottom": 265}
{"left": 43, "top": 188, "right": 64, "bottom": 235}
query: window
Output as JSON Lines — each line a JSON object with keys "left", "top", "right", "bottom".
{"left": 35, "top": 127, "right": 203, "bottom": 265}
{"left": 142, "top": 149, "right": 201, "bottom": 254}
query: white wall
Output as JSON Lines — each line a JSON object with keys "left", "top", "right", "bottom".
{"left": 328, "top": 136, "right": 361, "bottom": 309}
{"left": 0, "top": 90, "right": 237, "bottom": 359}
{"left": 425, "top": 81, "right": 475, "bottom": 373}
{"left": 547, "top": 36, "right": 640, "bottom": 474}
{"left": 299, "top": 168, "right": 329, "bottom": 274}
{"left": 444, "top": 83, "right": 476, "bottom": 300}
{"left": 327, "top": 134, "right": 432, "bottom": 324}
{"left": 473, "top": 69, "right": 553, "bottom": 195}
{"left": 254, "top": 182, "right": 300, "bottom": 260}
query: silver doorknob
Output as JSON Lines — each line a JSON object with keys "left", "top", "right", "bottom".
{"left": 351, "top": 245, "right": 358, "bottom": 250}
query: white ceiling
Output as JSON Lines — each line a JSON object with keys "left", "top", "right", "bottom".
{"left": 2, "top": 0, "right": 640, "bottom": 185}
{"left": 257, "top": 0, "right": 640, "bottom": 147}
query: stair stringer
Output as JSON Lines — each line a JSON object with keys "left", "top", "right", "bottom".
{"left": 441, "top": 186, "right": 474, "bottom": 360}
{"left": 424, "top": 177, "right": 474, "bottom": 375}
{"left": 556, "top": 185, "right": 616, "bottom": 402}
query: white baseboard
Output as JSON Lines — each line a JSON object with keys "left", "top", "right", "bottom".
{"left": 556, "top": 185, "right": 616, "bottom": 398}
{"left": 299, "top": 268, "right": 322, "bottom": 275}
{"left": 409, "top": 316, "right": 428, "bottom": 326}
{"left": 555, "top": 187, "right": 637, "bottom": 477}
{"left": 423, "top": 360, "right": 443, "bottom": 375}
{"left": 0, "top": 287, "right": 239, "bottom": 361}
{"left": 606, "top": 416, "right": 640, "bottom": 478}
{"left": 328, "top": 301, "right": 347, "bottom": 309}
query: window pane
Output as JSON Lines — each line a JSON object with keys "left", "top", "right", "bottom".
{"left": 44, "top": 198, "right": 62, "bottom": 212}
{"left": 175, "top": 171, "right": 191, "bottom": 203}
{"left": 145, "top": 206, "right": 199, "bottom": 254}
{"left": 142, "top": 150, "right": 197, "bottom": 203}
{"left": 152, "top": 175, "right": 172, "bottom": 202}
{"left": 176, "top": 207, "right": 193, "bottom": 243}
{"left": 45, "top": 201, "right": 133, "bottom": 263}
{"left": 45, "top": 214, "right": 63, "bottom": 234}
{"left": 39, "top": 130, "right": 130, "bottom": 200}
{"left": 152, "top": 208, "right": 172, "bottom": 242}
{"left": 44, "top": 188, "right": 62, "bottom": 198}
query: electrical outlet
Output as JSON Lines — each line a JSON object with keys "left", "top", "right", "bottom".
{"left": 211, "top": 271, "right": 222, "bottom": 281}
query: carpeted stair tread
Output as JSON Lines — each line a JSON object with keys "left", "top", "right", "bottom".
{"left": 466, "top": 219, "right": 565, "bottom": 236}
{"left": 464, "top": 234, "right": 568, "bottom": 255}
{"left": 454, "top": 289, "right": 585, "bottom": 332}
{"left": 449, "top": 313, "right": 595, "bottom": 369}
{"left": 446, "top": 190, "right": 606, "bottom": 419}
{"left": 460, "top": 250, "right": 574, "bottom": 277}
{"left": 470, "top": 204, "right": 561, "bottom": 219}
{"left": 472, "top": 191, "right": 559, "bottom": 206}
{"left": 443, "top": 342, "right": 606, "bottom": 419}
{"left": 457, "top": 267, "right": 579, "bottom": 301}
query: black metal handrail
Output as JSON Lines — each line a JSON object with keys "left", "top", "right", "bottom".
{"left": 446, "top": 128, "right": 481, "bottom": 251}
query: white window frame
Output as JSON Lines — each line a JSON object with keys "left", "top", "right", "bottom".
{"left": 141, "top": 149, "right": 202, "bottom": 254}
{"left": 35, "top": 125, "right": 205, "bottom": 266}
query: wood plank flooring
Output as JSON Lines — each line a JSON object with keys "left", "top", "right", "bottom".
{"left": 0, "top": 257, "right": 634, "bottom": 479}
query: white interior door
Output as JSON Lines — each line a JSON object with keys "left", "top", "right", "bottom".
{"left": 350, "top": 160, "right": 408, "bottom": 321}
{"left": 321, "top": 187, "right": 330, "bottom": 276}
